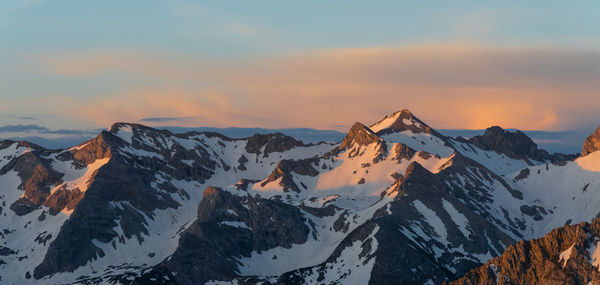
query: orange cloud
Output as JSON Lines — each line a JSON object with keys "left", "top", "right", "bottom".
{"left": 31, "top": 44, "right": 600, "bottom": 131}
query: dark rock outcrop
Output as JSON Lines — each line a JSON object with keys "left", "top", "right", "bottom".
{"left": 260, "top": 158, "right": 319, "bottom": 192}
{"left": 469, "top": 126, "right": 543, "bottom": 162}
{"left": 69, "top": 131, "right": 113, "bottom": 166}
{"left": 32, "top": 153, "right": 178, "bottom": 278}
{"left": 2, "top": 148, "right": 63, "bottom": 216}
{"left": 136, "top": 187, "right": 310, "bottom": 285}
{"left": 278, "top": 161, "right": 515, "bottom": 285}
{"left": 334, "top": 122, "right": 388, "bottom": 162}
{"left": 339, "top": 122, "right": 381, "bottom": 150}
{"left": 469, "top": 126, "right": 576, "bottom": 163}
{"left": 372, "top": 109, "right": 443, "bottom": 137}
{"left": 514, "top": 168, "right": 530, "bottom": 181}
{"left": 392, "top": 143, "right": 417, "bottom": 162}
{"left": 244, "top": 133, "right": 306, "bottom": 157}
{"left": 5, "top": 132, "right": 118, "bottom": 216}
{"left": 33, "top": 126, "right": 217, "bottom": 279}
{"left": 375, "top": 161, "right": 515, "bottom": 284}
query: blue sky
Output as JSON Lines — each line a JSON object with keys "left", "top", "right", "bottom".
{"left": 3, "top": 1, "right": 599, "bottom": 55}
{"left": 0, "top": 0, "right": 599, "bottom": 134}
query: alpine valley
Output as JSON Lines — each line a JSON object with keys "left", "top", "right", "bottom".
{"left": 2, "top": 109, "right": 600, "bottom": 285}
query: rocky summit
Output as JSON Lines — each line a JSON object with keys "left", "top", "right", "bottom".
{"left": 0, "top": 110, "right": 599, "bottom": 284}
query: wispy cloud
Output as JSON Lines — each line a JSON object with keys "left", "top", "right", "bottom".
{"left": 0, "top": 124, "right": 96, "bottom": 135}
{"left": 139, "top": 117, "right": 195, "bottom": 123}
{"left": 27, "top": 44, "right": 600, "bottom": 131}
{"left": 0, "top": 124, "right": 47, "bottom": 133}
{"left": 167, "top": 2, "right": 266, "bottom": 40}
{"left": 2, "top": 115, "right": 38, "bottom": 120}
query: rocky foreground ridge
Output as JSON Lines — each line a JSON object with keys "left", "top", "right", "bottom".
{"left": 450, "top": 218, "right": 600, "bottom": 285}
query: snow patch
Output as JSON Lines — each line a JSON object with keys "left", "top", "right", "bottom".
{"left": 413, "top": 200, "right": 447, "bottom": 240}
{"left": 587, "top": 240, "right": 600, "bottom": 270}
{"left": 370, "top": 112, "right": 402, "bottom": 133}
{"left": 450, "top": 139, "right": 536, "bottom": 175}
{"left": 577, "top": 151, "right": 600, "bottom": 172}
{"left": 559, "top": 243, "right": 575, "bottom": 267}
{"left": 0, "top": 143, "right": 30, "bottom": 169}
{"left": 219, "top": 221, "right": 251, "bottom": 230}
{"left": 114, "top": 125, "right": 134, "bottom": 144}
{"left": 382, "top": 131, "right": 453, "bottom": 157}
{"left": 441, "top": 199, "right": 471, "bottom": 238}
{"left": 51, "top": 157, "right": 110, "bottom": 195}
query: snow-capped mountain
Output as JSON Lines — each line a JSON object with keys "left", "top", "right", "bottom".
{"left": 0, "top": 109, "right": 596, "bottom": 285}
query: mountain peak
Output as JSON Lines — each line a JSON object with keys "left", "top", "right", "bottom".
{"left": 465, "top": 126, "right": 573, "bottom": 162}
{"left": 107, "top": 122, "right": 172, "bottom": 145}
{"left": 338, "top": 122, "right": 381, "bottom": 149}
{"left": 369, "top": 109, "right": 436, "bottom": 136}
{"left": 469, "top": 126, "right": 537, "bottom": 158}
{"left": 244, "top": 133, "right": 306, "bottom": 156}
{"left": 108, "top": 122, "right": 157, "bottom": 133}
{"left": 582, "top": 126, "right": 600, "bottom": 156}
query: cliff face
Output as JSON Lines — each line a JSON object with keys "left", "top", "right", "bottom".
{"left": 468, "top": 126, "right": 577, "bottom": 163}
{"left": 583, "top": 127, "right": 600, "bottom": 157}
{"left": 338, "top": 122, "right": 381, "bottom": 150}
{"left": 450, "top": 218, "right": 600, "bottom": 285}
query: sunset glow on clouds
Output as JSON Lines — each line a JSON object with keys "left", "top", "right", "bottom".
{"left": 1, "top": 1, "right": 599, "bottom": 133}
{"left": 22, "top": 45, "right": 600, "bottom": 132}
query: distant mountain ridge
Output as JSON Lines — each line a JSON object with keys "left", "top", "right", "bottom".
{"left": 0, "top": 125, "right": 588, "bottom": 154}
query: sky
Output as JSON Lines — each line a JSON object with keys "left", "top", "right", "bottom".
{"left": 1, "top": 0, "right": 599, "bottom": 137}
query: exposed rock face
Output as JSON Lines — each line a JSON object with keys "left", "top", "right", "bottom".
{"left": 43, "top": 187, "right": 83, "bottom": 215}
{"left": 392, "top": 143, "right": 417, "bottom": 162}
{"left": 260, "top": 158, "right": 319, "bottom": 192}
{"left": 372, "top": 109, "right": 441, "bottom": 136}
{"left": 450, "top": 218, "right": 600, "bottom": 285}
{"left": 33, "top": 154, "right": 181, "bottom": 278}
{"left": 136, "top": 187, "right": 310, "bottom": 285}
{"left": 68, "top": 131, "right": 112, "bottom": 165}
{"left": 274, "top": 161, "right": 515, "bottom": 285}
{"left": 244, "top": 133, "right": 306, "bottom": 157}
{"left": 334, "top": 122, "right": 388, "bottom": 163}
{"left": 0, "top": 122, "right": 334, "bottom": 284}
{"left": 9, "top": 162, "right": 62, "bottom": 216}
{"left": 514, "top": 168, "right": 530, "bottom": 181}
{"left": 469, "top": 126, "right": 542, "bottom": 161}
{"left": 339, "top": 122, "right": 381, "bottom": 150}
{"left": 3, "top": 132, "right": 117, "bottom": 217}
{"left": 0, "top": 143, "right": 63, "bottom": 216}
{"left": 469, "top": 126, "right": 576, "bottom": 163}
{"left": 583, "top": 127, "right": 600, "bottom": 156}
{"left": 34, "top": 126, "right": 218, "bottom": 279}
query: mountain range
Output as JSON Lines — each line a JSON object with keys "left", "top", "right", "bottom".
{"left": 0, "top": 125, "right": 589, "bottom": 154}
{"left": 0, "top": 109, "right": 599, "bottom": 284}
